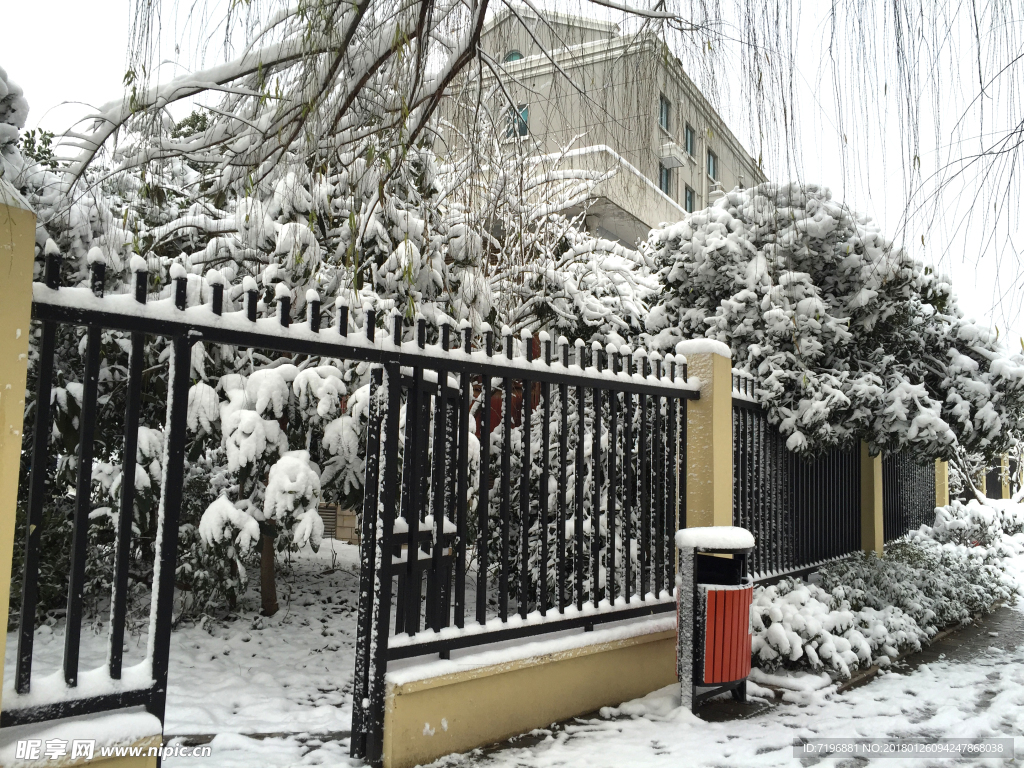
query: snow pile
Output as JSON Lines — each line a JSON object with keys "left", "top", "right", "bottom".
{"left": 198, "top": 496, "right": 261, "bottom": 555}
{"left": 675, "top": 526, "right": 755, "bottom": 550}
{"left": 752, "top": 499, "right": 1023, "bottom": 680}
{"left": 644, "top": 183, "right": 1024, "bottom": 462}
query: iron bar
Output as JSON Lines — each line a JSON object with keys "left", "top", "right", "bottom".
{"left": 499, "top": 331, "right": 513, "bottom": 621}
{"left": 557, "top": 340, "right": 569, "bottom": 612}
{"left": 519, "top": 333, "right": 533, "bottom": 618}
{"left": 454, "top": 328, "right": 471, "bottom": 628}
{"left": 148, "top": 335, "right": 192, "bottom": 723}
{"left": 539, "top": 335, "right": 552, "bottom": 615}
{"left": 591, "top": 345, "right": 603, "bottom": 607}
{"left": 476, "top": 330, "right": 493, "bottom": 625}
{"left": 64, "top": 319, "right": 103, "bottom": 688}
{"left": 350, "top": 367, "right": 383, "bottom": 756}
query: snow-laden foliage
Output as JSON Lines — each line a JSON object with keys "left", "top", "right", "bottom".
{"left": 3, "top": 58, "right": 651, "bottom": 618}
{"left": 646, "top": 183, "right": 1024, "bottom": 466}
{"left": 752, "top": 499, "right": 1023, "bottom": 679}
{"left": 0, "top": 65, "right": 29, "bottom": 180}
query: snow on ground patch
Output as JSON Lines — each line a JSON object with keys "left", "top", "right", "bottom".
{"left": 165, "top": 733, "right": 359, "bottom": 767}
{"left": 4, "top": 544, "right": 361, "bottom": 737}
{"left": 432, "top": 647, "right": 1024, "bottom": 767}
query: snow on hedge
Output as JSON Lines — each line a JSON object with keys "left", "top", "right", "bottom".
{"left": 0, "top": 65, "right": 29, "bottom": 179}
{"left": 645, "top": 183, "right": 1024, "bottom": 463}
{"left": 752, "top": 499, "right": 1023, "bottom": 680}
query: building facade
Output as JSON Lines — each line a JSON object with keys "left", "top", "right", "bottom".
{"left": 443, "top": 7, "right": 767, "bottom": 245}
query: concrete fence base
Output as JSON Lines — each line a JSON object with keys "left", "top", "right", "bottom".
{"left": 381, "top": 620, "right": 677, "bottom": 768}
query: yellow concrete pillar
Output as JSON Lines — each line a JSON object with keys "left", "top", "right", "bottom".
{"left": 1001, "top": 454, "right": 1010, "bottom": 499}
{"left": 678, "top": 341, "right": 733, "bottom": 529}
{"left": 0, "top": 179, "right": 36, "bottom": 717}
{"left": 935, "top": 459, "right": 949, "bottom": 508}
{"left": 860, "top": 443, "right": 883, "bottom": 554}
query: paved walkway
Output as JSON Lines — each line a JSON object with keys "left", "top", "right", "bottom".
{"left": 426, "top": 604, "right": 1024, "bottom": 768}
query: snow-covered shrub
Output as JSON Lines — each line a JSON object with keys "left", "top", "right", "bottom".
{"left": 0, "top": 65, "right": 29, "bottom": 179}
{"left": 752, "top": 500, "right": 1023, "bottom": 680}
{"left": 820, "top": 542, "right": 1012, "bottom": 637}
{"left": 920, "top": 498, "right": 1024, "bottom": 551}
{"left": 645, "top": 183, "right": 1024, "bottom": 469}
{"left": 751, "top": 579, "right": 924, "bottom": 679}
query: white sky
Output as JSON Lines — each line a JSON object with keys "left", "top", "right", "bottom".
{"left": 4, "top": 0, "right": 1021, "bottom": 350}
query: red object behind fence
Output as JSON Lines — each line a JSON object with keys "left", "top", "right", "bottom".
{"left": 702, "top": 585, "right": 753, "bottom": 684}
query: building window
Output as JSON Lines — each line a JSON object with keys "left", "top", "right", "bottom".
{"left": 658, "top": 163, "right": 672, "bottom": 195}
{"left": 659, "top": 94, "right": 671, "bottom": 132}
{"left": 684, "top": 123, "right": 695, "bottom": 156}
{"left": 707, "top": 149, "right": 718, "bottom": 180}
{"left": 685, "top": 185, "right": 695, "bottom": 213}
{"left": 506, "top": 104, "right": 529, "bottom": 138}
{"left": 504, "top": 50, "right": 523, "bottom": 63}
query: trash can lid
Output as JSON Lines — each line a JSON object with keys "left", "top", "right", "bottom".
{"left": 675, "top": 526, "right": 755, "bottom": 551}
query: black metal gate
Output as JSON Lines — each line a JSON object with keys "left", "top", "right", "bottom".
{"left": 349, "top": 332, "right": 698, "bottom": 763}
{"left": 17, "top": 253, "right": 698, "bottom": 757}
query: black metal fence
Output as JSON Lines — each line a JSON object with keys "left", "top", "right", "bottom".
{"left": 883, "top": 452, "right": 937, "bottom": 541}
{"left": 12, "top": 254, "right": 188, "bottom": 729}
{"left": 19, "top": 253, "right": 699, "bottom": 756}
{"left": 22, "top": 257, "right": 375, "bottom": 728}
{"left": 350, "top": 329, "right": 698, "bottom": 764}
{"left": 731, "top": 374, "right": 861, "bottom": 579}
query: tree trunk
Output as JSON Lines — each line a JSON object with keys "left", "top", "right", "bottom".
{"left": 259, "top": 527, "right": 279, "bottom": 617}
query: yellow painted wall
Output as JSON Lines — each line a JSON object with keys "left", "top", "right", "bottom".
{"left": 86, "top": 758, "right": 156, "bottom": 768}
{"left": 0, "top": 184, "right": 35, "bottom": 718}
{"left": 860, "top": 443, "right": 883, "bottom": 554}
{"left": 935, "top": 460, "right": 949, "bottom": 508}
{"left": 383, "top": 629, "right": 677, "bottom": 768}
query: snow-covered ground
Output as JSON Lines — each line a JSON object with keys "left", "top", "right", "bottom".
{"left": 5, "top": 545, "right": 1022, "bottom": 767}
{"left": 167, "top": 550, "right": 1024, "bottom": 767}
{"left": 3, "top": 542, "right": 362, "bottom": 739}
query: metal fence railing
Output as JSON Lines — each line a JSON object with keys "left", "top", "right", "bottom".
{"left": 24, "top": 255, "right": 700, "bottom": 756}
{"left": 352, "top": 330, "right": 699, "bottom": 762}
{"left": 883, "top": 452, "right": 937, "bottom": 541}
{"left": 732, "top": 373, "right": 861, "bottom": 579}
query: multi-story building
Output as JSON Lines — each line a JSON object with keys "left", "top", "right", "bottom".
{"left": 441, "top": 6, "right": 766, "bottom": 245}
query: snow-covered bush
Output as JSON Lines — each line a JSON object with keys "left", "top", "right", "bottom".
{"left": 0, "top": 65, "right": 29, "bottom": 179}
{"left": 752, "top": 499, "right": 1023, "bottom": 680}
{"left": 645, "top": 183, "right": 1024, "bottom": 471}
{"left": 4, "top": 54, "right": 657, "bottom": 620}
{"left": 751, "top": 579, "right": 924, "bottom": 679}
{"left": 920, "top": 498, "right": 1024, "bottom": 551}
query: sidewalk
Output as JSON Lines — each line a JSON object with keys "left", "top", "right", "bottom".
{"left": 420, "top": 602, "right": 1024, "bottom": 768}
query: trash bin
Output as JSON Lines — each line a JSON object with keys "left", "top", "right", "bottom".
{"left": 675, "top": 526, "right": 755, "bottom": 714}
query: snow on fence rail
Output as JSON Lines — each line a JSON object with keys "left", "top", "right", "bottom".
{"left": 350, "top": 324, "right": 699, "bottom": 763}
{"left": 731, "top": 371, "right": 862, "bottom": 580}
{"left": 18, "top": 250, "right": 700, "bottom": 747}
